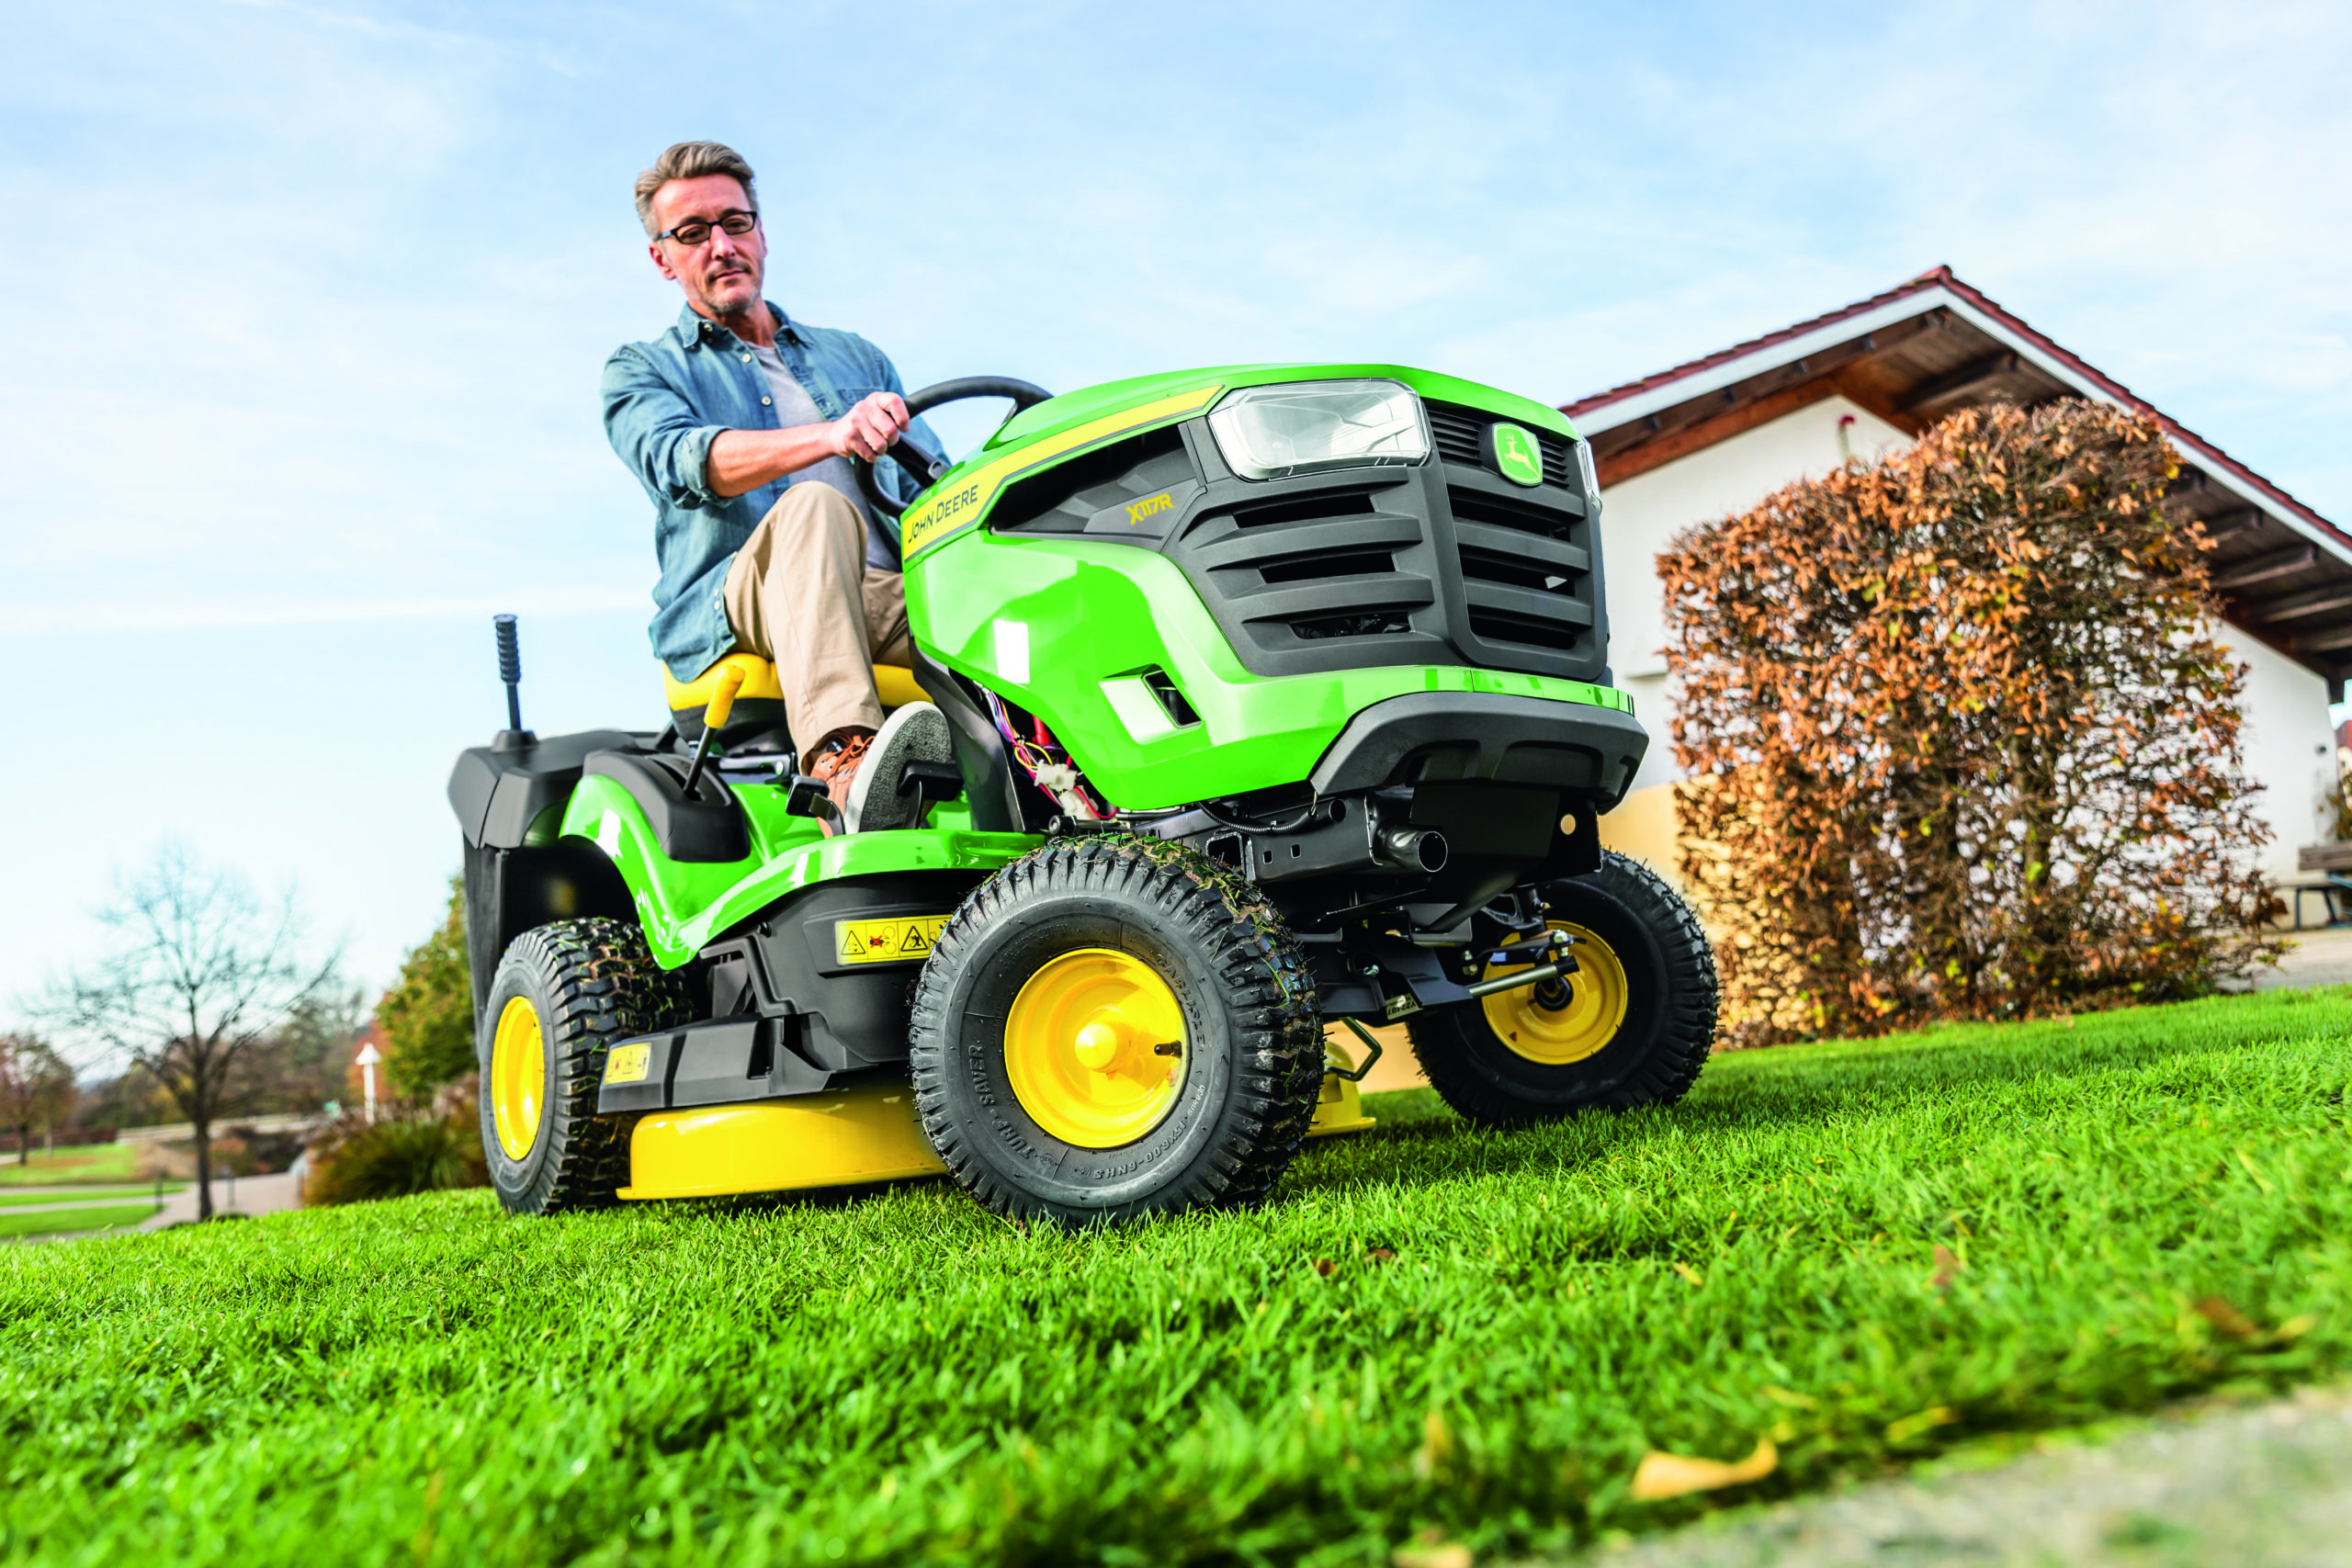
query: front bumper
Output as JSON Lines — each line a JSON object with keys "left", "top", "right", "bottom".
{"left": 1308, "top": 691, "right": 1649, "bottom": 809}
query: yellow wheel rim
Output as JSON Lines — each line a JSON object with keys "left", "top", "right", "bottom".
{"left": 1004, "top": 949, "right": 1189, "bottom": 1149}
{"left": 1481, "top": 921, "right": 1629, "bottom": 1066}
{"left": 489, "top": 995, "right": 547, "bottom": 1161}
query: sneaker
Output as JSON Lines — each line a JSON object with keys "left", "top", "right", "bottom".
{"left": 806, "top": 730, "right": 874, "bottom": 831}
{"left": 844, "top": 702, "right": 956, "bottom": 832}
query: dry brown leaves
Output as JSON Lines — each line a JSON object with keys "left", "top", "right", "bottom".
{"left": 1628, "top": 1438, "right": 1780, "bottom": 1500}
{"left": 1660, "top": 401, "right": 2285, "bottom": 1044}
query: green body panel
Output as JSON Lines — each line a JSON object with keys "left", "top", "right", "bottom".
{"left": 907, "top": 535, "right": 1630, "bottom": 811}
{"left": 560, "top": 775, "right": 1034, "bottom": 969}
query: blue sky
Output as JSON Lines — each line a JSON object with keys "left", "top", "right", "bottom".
{"left": 3, "top": 0, "right": 2347, "bottom": 1018}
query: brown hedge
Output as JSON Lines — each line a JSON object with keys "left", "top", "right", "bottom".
{"left": 1659, "top": 400, "right": 2283, "bottom": 1044}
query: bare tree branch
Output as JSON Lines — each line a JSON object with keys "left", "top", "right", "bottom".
{"left": 40, "top": 841, "right": 341, "bottom": 1218}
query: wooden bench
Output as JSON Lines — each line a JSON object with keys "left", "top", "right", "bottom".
{"left": 2291, "top": 843, "right": 2352, "bottom": 929}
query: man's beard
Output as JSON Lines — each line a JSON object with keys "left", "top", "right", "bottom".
{"left": 700, "top": 265, "right": 760, "bottom": 317}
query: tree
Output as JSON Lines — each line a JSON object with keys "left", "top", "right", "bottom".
{"left": 251, "top": 985, "right": 368, "bottom": 1114}
{"left": 0, "top": 1034, "right": 74, "bottom": 1165}
{"left": 377, "top": 876, "right": 475, "bottom": 1098}
{"left": 1660, "top": 400, "right": 2283, "bottom": 1044}
{"left": 51, "top": 844, "right": 339, "bottom": 1218}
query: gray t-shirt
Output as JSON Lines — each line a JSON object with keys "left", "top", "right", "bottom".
{"left": 748, "top": 342, "right": 899, "bottom": 571}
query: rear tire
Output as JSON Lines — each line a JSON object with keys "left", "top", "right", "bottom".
{"left": 1408, "top": 853, "right": 1717, "bottom": 1126}
{"left": 908, "top": 835, "right": 1323, "bottom": 1224}
{"left": 478, "top": 918, "right": 686, "bottom": 1216}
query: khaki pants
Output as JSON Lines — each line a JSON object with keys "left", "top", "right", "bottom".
{"left": 722, "top": 484, "right": 911, "bottom": 755}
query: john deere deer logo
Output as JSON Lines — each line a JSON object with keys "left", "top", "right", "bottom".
{"left": 1492, "top": 423, "right": 1544, "bottom": 487}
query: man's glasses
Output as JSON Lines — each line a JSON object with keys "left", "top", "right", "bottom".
{"left": 655, "top": 210, "right": 758, "bottom": 247}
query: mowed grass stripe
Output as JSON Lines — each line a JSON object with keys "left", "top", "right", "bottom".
{"left": 1, "top": 988, "right": 2346, "bottom": 1566}
{"left": 0, "top": 1186, "right": 175, "bottom": 1211}
{"left": 0, "top": 1144, "right": 149, "bottom": 1187}
{"left": 0, "top": 1201, "right": 159, "bottom": 1241}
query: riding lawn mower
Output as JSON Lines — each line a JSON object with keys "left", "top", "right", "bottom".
{"left": 447, "top": 365, "right": 1719, "bottom": 1224}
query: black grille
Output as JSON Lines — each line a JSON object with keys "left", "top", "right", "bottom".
{"left": 1179, "top": 484, "right": 1445, "bottom": 663}
{"left": 983, "top": 406, "right": 1609, "bottom": 682}
{"left": 1426, "top": 400, "right": 1577, "bottom": 488}
{"left": 1447, "top": 484, "right": 1596, "bottom": 661}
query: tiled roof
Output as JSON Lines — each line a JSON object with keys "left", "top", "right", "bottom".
{"left": 1560, "top": 265, "right": 2348, "bottom": 555}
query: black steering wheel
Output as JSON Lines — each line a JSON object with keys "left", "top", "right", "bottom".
{"left": 854, "top": 376, "right": 1054, "bottom": 520}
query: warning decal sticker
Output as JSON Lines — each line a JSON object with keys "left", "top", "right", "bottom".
{"left": 833, "top": 915, "right": 950, "bottom": 966}
{"left": 604, "top": 1042, "right": 653, "bottom": 1085}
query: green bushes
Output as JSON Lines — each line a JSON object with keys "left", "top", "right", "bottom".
{"left": 301, "top": 1078, "right": 484, "bottom": 1204}
{"left": 376, "top": 877, "right": 474, "bottom": 1097}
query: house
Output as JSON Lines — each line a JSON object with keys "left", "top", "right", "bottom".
{"left": 1574, "top": 266, "right": 2348, "bottom": 897}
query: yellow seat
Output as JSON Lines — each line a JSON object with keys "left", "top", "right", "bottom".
{"left": 662, "top": 654, "right": 925, "bottom": 721}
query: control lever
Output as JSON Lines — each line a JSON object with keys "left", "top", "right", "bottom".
{"left": 492, "top": 613, "right": 533, "bottom": 746}
{"left": 785, "top": 774, "right": 843, "bottom": 831}
{"left": 679, "top": 663, "right": 746, "bottom": 800}
{"left": 1329, "top": 1017, "right": 1386, "bottom": 1083}
{"left": 897, "top": 758, "right": 964, "bottom": 825}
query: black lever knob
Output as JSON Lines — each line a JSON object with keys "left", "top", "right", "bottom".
{"left": 492, "top": 613, "right": 526, "bottom": 735}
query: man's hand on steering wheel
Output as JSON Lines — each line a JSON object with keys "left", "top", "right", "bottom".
{"left": 853, "top": 376, "right": 1054, "bottom": 519}
{"left": 828, "top": 391, "right": 911, "bottom": 463}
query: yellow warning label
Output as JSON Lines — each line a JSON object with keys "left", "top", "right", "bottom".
{"left": 834, "top": 915, "right": 950, "bottom": 966}
{"left": 604, "top": 1042, "right": 653, "bottom": 1085}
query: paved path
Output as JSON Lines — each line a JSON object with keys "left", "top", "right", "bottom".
{"left": 141, "top": 1170, "right": 302, "bottom": 1229}
{"left": 2255, "top": 925, "right": 2352, "bottom": 990}
{"left": 1551, "top": 1383, "right": 2352, "bottom": 1567}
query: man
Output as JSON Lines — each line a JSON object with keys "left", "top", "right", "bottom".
{"left": 603, "top": 140, "right": 951, "bottom": 832}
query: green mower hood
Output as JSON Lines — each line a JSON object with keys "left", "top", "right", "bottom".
{"left": 900, "top": 364, "right": 1579, "bottom": 560}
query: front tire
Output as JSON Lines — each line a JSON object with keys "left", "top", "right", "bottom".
{"left": 908, "top": 835, "right": 1323, "bottom": 1224}
{"left": 478, "top": 918, "right": 686, "bottom": 1215}
{"left": 1408, "top": 853, "right": 1717, "bottom": 1126}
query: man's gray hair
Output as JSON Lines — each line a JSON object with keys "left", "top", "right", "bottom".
{"left": 633, "top": 141, "right": 758, "bottom": 237}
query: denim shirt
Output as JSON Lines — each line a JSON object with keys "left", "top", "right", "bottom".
{"left": 601, "top": 301, "right": 942, "bottom": 681}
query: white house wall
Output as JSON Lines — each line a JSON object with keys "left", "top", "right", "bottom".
{"left": 1595, "top": 395, "right": 1907, "bottom": 873}
{"left": 2220, "top": 629, "right": 2335, "bottom": 891}
{"left": 1589, "top": 395, "right": 2332, "bottom": 908}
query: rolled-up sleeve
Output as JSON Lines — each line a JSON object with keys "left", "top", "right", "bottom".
{"left": 602, "top": 345, "right": 725, "bottom": 510}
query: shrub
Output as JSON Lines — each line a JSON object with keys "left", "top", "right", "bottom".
{"left": 1660, "top": 400, "right": 2284, "bottom": 1044}
{"left": 302, "top": 1076, "right": 485, "bottom": 1205}
{"left": 376, "top": 877, "right": 474, "bottom": 1097}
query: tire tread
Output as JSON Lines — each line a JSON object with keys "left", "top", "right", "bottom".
{"left": 1408, "top": 852, "right": 1718, "bottom": 1126}
{"left": 484, "top": 918, "right": 687, "bottom": 1215}
{"left": 908, "top": 833, "right": 1322, "bottom": 1223}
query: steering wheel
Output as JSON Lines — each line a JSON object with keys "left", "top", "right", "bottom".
{"left": 854, "top": 376, "right": 1054, "bottom": 520}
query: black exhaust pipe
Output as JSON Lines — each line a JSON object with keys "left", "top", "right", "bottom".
{"left": 1376, "top": 825, "right": 1448, "bottom": 874}
{"left": 1240, "top": 807, "right": 1453, "bottom": 884}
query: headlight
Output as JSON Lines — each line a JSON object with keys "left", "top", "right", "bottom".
{"left": 1575, "top": 436, "right": 1601, "bottom": 511}
{"left": 1205, "top": 379, "right": 1430, "bottom": 481}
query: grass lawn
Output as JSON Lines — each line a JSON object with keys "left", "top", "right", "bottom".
{"left": 2, "top": 987, "right": 2346, "bottom": 1566}
{"left": 0, "top": 1143, "right": 149, "bottom": 1187}
{"left": 0, "top": 1185, "right": 177, "bottom": 1210}
{"left": 0, "top": 1201, "right": 159, "bottom": 1241}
